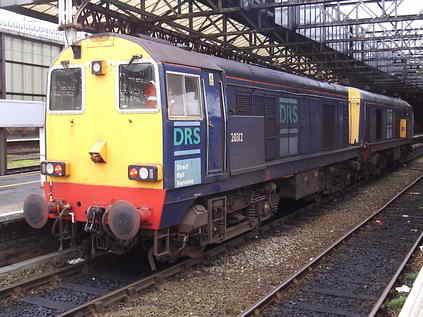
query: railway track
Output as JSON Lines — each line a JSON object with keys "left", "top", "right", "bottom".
{"left": 239, "top": 174, "right": 423, "bottom": 317}
{"left": 0, "top": 199, "right": 312, "bottom": 317}
{"left": 0, "top": 174, "right": 400, "bottom": 317}
{"left": 0, "top": 219, "right": 34, "bottom": 244}
{"left": 0, "top": 220, "right": 56, "bottom": 269}
{"left": 0, "top": 158, "right": 422, "bottom": 316}
{"left": 0, "top": 235, "right": 56, "bottom": 268}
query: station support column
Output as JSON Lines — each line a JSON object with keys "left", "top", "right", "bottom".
{"left": 0, "top": 128, "right": 7, "bottom": 175}
{"left": 39, "top": 127, "right": 46, "bottom": 184}
{"left": 0, "top": 32, "right": 6, "bottom": 176}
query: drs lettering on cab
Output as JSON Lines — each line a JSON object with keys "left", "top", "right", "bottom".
{"left": 174, "top": 127, "right": 201, "bottom": 146}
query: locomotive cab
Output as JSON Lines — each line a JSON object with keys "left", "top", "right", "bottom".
{"left": 24, "top": 36, "right": 168, "bottom": 251}
{"left": 24, "top": 34, "right": 228, "bottom": 257}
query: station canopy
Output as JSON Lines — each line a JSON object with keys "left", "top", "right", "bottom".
{"left": 2, "top": 0, "right": 423, "bottom": 102}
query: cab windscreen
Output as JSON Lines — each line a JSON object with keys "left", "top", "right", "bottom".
{"left": 49, "top": 68, "right": 82, "bottom": 111}
{"left": 119, "top": 63, "right": 157, "bottom": 110}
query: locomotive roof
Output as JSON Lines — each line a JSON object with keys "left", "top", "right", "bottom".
{"left": 89, "top": 33, "right": 347, "bottom": 97}
{"left": 355, "top": 89, "right": 412, "bottom": 109}
{"left": 86, "top": 33, "right": 411, "bottom": 108}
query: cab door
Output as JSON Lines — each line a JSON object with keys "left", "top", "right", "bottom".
{"left": 201, "top": 69, "right": 226, "bottom": 178}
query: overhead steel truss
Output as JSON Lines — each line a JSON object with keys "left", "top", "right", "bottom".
{"left": 2, "top": 0, "right": 423, "bottom": 101}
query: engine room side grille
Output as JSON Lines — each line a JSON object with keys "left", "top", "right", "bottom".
{"left": 235, "top": 95, "right": 251, "bottom": 115}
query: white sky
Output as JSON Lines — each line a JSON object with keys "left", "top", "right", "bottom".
{"left": 0, "top": 8, "right": 63, "bottom": 42}
{"left": 0, "top": 8, "right": 57, "bottom": 27}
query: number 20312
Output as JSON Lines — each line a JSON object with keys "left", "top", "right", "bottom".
{"left": 230, "top": 132, "right": 244, "bottom": 143}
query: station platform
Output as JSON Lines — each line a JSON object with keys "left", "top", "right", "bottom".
{"left": 0, "top": 171, "right": 41, "bottom": 222}
{"left": 400, "top": 263, "right": 423, "bottom": 317}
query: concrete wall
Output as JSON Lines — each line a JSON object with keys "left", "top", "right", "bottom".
{"left": 2, "top": 31, "right": 62, "bottom": 101}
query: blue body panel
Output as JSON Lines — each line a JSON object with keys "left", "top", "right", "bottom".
{"left": 162, "top": 64, "right": 207, "bottom": 191}
{"left": 158, "top": 67, "right": 412, "bottom": 229}
{"left": 159, "top": 71, "right": 351, "bottom": 228}
{"left": 160, "top": 64, "right": 227, "bottom": 227}
{"left": 228, "top": 116, "right": 265, "bottom": 174}
{"left": 172, "top": 121, "right": 203, "bottom": 188}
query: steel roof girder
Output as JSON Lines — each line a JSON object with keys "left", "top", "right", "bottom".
{"left": 297, "top": 14, "right": 423, "bottom": 29}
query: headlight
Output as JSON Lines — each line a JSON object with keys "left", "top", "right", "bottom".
{"left": 139, "top": 167, "right": 149, "bottom": 180}
{"left": 91, "top": 60, "right": 106, "bottom": 75}
{"left": 92, "top": 62, "right": 101, "bottom": 73}
{"left": 128, "top": 165, "right": 162, "bottom": 182}
{"left": 41, "top": 161, "right": 69, "bottom": 177}
{"left": 46, "top": 163, "right": 54, "bottom": 175}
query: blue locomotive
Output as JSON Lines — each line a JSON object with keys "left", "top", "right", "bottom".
{"left": 24, "top": 34, "right": 414, "bottom": 263}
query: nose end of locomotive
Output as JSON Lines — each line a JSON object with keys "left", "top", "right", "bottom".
{"left": 108, "top": 200, "right": 141, "bottom": 241}
{"left": 23, "top": 194, "right": 49, "bottom": 229}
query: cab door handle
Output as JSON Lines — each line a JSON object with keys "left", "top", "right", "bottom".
{"left": 208, "top": 120, "right": 214, "bottom": 128}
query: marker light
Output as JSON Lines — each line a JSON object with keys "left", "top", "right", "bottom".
{"left": 54, "top": 164, "right": 63, "bottom": 176}
{"left": 128, "top": 165, "right": 162, "bottom": 182}
{"left": 41, "top": 161, "right": 69, "bottom": 177}
{"left": 129, "top": 168, "right": 138, "bottom": 178}
{"left": 91, "top": 61, "right": 106, "bottom": 75}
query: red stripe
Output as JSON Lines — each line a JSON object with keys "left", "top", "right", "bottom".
{"left": 163, "top": 62, "right": 201, "bottom": 70}
{"left": 44, "top": 182, "right": 165, "bottom": 230}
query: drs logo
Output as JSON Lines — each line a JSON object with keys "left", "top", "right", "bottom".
{"left": 279, "top": 98, "right": 299, "bottom": 125}
{"left": 174, "top": 127, "right": 201, "bottom": 146}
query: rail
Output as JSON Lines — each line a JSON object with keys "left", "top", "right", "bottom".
{"left": 239, "top": 174, "right": 423, "bottom": 316}
{"left": 1, "top": 145, "right": 423, "bottom": 314}
{"left": 0, "top": 200, "right": 313, "bottom": 316}
{"left": 413, "top": 134, "right": 423, "bottom": 143}
{"left": 0, "top": 260, "right": 88, "bottom": 299}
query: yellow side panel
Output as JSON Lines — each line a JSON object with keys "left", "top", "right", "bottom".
{"left": 400, "top": 119, "right": 407, "bottom": 138}
{"left": 348, "top": 88, "right": 361, "bottom": 144}
{"left": 46, "top": 36, "right": 163, "bottom": 189}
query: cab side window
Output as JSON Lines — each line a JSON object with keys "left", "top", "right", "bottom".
{"left": 166, "top": 72, "right": 202, "bottom": 119}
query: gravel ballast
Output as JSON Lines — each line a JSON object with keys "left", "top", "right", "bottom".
{"left": 102, "top": 160, "right": 423, "bottom": 317}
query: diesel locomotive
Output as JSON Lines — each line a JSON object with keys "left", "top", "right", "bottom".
{"left": 24, "top": 33, "right": 414, "bottom": 263}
